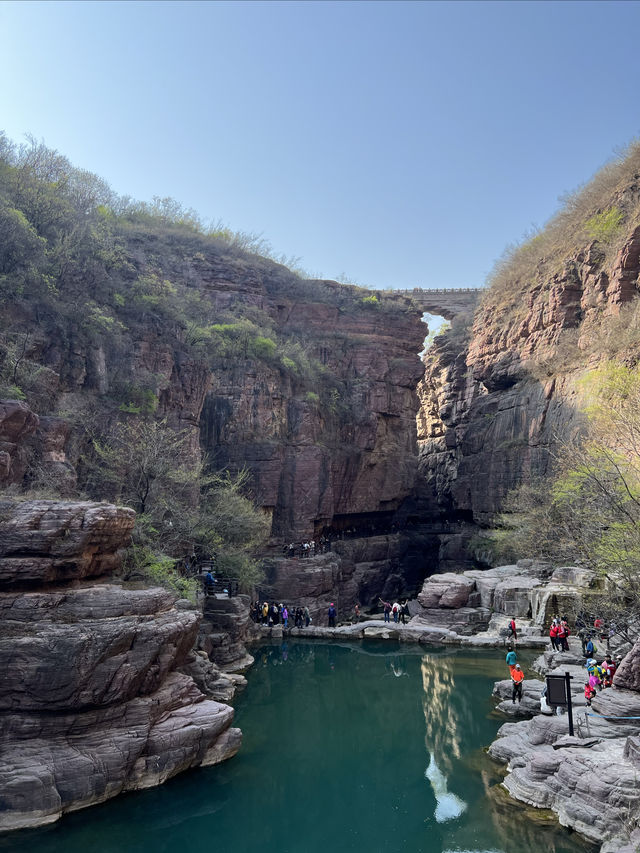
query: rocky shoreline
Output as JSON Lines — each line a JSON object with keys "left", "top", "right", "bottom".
{"left": 0, "top": 500, "right": 243, "bottom": 833}
{"left": 5, "top": 504, "right": 640, "bottom": 851}
{"left": 247, "top": 559, "right": 640, "bottom": 852}
{"left": 488, "top": 638, "right": 640, "bottom": 853}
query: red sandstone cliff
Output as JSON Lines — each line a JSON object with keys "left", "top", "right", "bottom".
{"left": 417, "top": 222, "right": 640, "bottom": 538}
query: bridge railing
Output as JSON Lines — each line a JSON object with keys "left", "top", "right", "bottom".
{"left": 380, "top": 287, "right": 483, "bottom": 295}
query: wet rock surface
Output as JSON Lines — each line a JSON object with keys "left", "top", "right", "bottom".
{"left": 0, "top": 500, "right": 241, "bottom": 832}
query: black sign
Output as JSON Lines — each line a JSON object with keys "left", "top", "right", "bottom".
{"left": 546, "top": 672, "right": 575, "bottom": 736}
{"left": 546, "top": 674, "right": 569, "bottom": 705}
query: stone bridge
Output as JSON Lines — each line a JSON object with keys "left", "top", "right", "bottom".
{"left": 379, "top": 287, "right": 483, "bottom": 319}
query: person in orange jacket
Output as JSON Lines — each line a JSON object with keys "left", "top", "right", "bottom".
{"left": 511, "top": 664, "right": 525, "bottom": 703}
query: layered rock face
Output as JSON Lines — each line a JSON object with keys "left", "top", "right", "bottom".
{"left": 0, "top": 500, "right": 241, "bottom": 832}
{"left": 200, "top": 291, "right": 425, "bottom": 541}
{"left": 489, "top": 638, "right": 640, "bottom": 852}
{"left": 411, "top": 560, "right": 588, "bottom": 637}
{"left": 417, "top": 226, "right": 640, "bottom": 544}
{"left": 259, "top": 532, "right": 427, "bottom": 621}
{"left": 9, "top": 242, "right": 427, "bottom": 545}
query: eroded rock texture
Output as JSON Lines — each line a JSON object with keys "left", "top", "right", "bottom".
{"left": 0, "top": 500, "right": 241, "bottom": 832}
{"left": 259, "top": 533, "right": 426, "bottom": 621}
{"left": 488, "top": 636, "right": 640, "bottom": 850}
{"left": 417, "top": 224, "right": 640, "bottom": 564}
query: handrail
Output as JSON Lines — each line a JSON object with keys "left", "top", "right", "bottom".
{"left": 380, "top": 287, "right": 483, "bottom": 295}
{"left": 585, "top": 713, "right": 640, "bottom": 719}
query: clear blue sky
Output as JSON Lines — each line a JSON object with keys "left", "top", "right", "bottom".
{"left": 1, "top": 0, "right": 639, "bottom": 289}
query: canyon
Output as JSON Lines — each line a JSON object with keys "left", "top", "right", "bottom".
{"left": 2, "top": 144, "right": 640, "bottom": 844}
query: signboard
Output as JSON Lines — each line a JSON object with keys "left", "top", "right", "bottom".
{"left": 546, "top": 672, "right": 575, "bottom": 736}
{"left": 546, "top": 674, "right": 569, "bottom": 706}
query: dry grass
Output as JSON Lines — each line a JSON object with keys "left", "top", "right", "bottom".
{"left": 482, "top": 140, "right": 640, "bottom": 316}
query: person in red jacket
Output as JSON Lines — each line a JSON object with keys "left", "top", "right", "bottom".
{"left": 508, "top": 616, "right": 518, "bottom": 642}
{"left": 549, "top": 621, "right": 559, "bottom": 651}
{"left": 557, "top": 620, "right": 569, "bottom": 652}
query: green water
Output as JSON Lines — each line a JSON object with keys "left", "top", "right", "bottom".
{"left": 1, "top": 641, "right": 594, "bottom": 853}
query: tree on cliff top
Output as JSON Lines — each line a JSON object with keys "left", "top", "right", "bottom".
{"left": 491, "top": 362, "right": 640, "bottom": 639}
{"left": 87, "top": 417, "right": 269, "bottom": 591}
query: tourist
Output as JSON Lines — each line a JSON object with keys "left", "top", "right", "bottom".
{"left": 380, "top": 598, "right": 392, "bottom": 622}
{"left": 511, "top": 664, "right": 524, "bottom": 703}
{"left": 549, "top": 621, "right": 559, "bottom": 651}
{"left": 328, "top": 602, "right": 337, "bottom": 628}
{"left": 506, "top": 646, "right": 517, "bottom": 675}
{"left": 508, "top": 616, "right": 518, "bottom": 642}
{"left": 354, "top": 603, "right": 360, "bottom": 622}
{"left": 604, "top": 656, "right": 617, "bottom": 679}
{"left": 392, "top": 602, "right": 400, "bottom": 623}
{"left": 304, "top": 605, "right": 311, "bottom": 627}
{"left": 262, "top": 601, "right": 269, "bottom": 624}
{"left": 584, "top": 682, "right": 597, "bottom": 706}
{"left": 594, "top": 616, "right": 608, "bottom": 642}
{"left": 205, "top": 570, "right": 215, "bottom": 595}
{"left": 579, "top": 628, "right": 589, "bottom": 656}
{"left": 557, "top": 620, "right": 569, "bottom": 652}
{"left": 401, "top": 600, "right": 409, "bottom": 625}
{"left": 585, "top": 636, "right": 596, "bottom": 659}
{"left": 282, "top": 605, "right": 289, "bottom": 628}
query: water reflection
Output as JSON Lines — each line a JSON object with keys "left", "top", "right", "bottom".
{"left": 425, "top": 753, "right": 467, "bottom": 823}
{"left": 0, "top": 642, "right": 594, "bottom": 853}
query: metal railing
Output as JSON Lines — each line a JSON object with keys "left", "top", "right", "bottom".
{"left": 380, "top": 287, "right": 483, "bottom": 295}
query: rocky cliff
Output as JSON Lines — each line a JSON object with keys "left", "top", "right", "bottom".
{"left": 4, "top": 232, "right": 427, "bottom": 546}
{"left": 416, "top": 222, "right": 640, "bottom": 560}
{"left": 0, "top": 500, "right": 241, "bottom": 831}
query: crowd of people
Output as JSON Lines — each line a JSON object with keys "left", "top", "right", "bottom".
{"left": 378, "top": 598, "right": 410, "bottom": 624}
{"left": 506, "top": 613, "right": 623, "bottom": 708}
{"left": 548, "top": 616, "right": 571, "bottom": 651}
{"left": 283, "top": 538, "right": 331, "bottom": 558}
{"left": 250, "top": 601, "right": 313, "bottom": 627}
{"left": 584, "top": 655, "right": 620, "bottom": 705}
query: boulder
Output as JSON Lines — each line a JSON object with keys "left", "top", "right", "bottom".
{"left": 492, "top": 575, "right": 542, "bottom": 616}
{"left": 614, "top": 637, "right": 640, "bottom": 692}
{"left": 417, "top": 572, "right": 476, "bottom": 609}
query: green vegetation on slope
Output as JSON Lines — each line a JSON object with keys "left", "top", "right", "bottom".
{"left": 487, "top": 362, "right": 640, "bottom": 640}
{"left": 482, "top": 140, "right": 640, "bottom": 318}
{"left": 0, "top": 132, "right": 415, "bottom": 591}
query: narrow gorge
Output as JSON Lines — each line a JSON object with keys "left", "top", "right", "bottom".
{"left": 2, "top": 138, "right": 640, "bottom": 849}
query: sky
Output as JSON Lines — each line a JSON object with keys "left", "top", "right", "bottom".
{"left": 1, "top": 0, "right": 639, "bottom": 290}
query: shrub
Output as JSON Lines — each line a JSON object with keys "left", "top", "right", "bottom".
{"left": 124, "top": 545, "right": 199, "bottom": 602}
{"left": 115, "top": 384, "right": 159, "bottom": 415}
{"left": 585, "top": 206, "right": 624, "bottom": 243}
{"left": 0, "top": 383, "right": 25, "bottom": 400}
{"left": 360, "top": 294, "right": 379, "bottom": 307}
{"left": 252, "top": 335, "right": 277, "bottom": 360}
